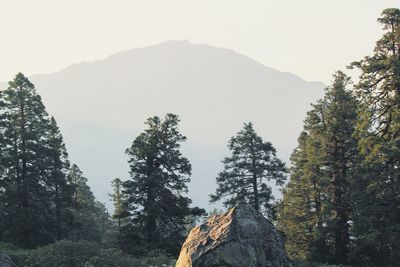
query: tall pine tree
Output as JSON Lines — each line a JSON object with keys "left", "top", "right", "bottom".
{"left": 121, "top": 113, "right": 205, "bottom": 255}
{"left": 68, "top": 164, "right": 104, "bottom": 242}
{"left": 210, "top": 122, "right": 287, "bottom": 217}
{"left": 277, "top": 132, "right": 322, "bottom": 261}
{"left": 45, "top": 117, "right": 74, "bottom": 240}
{"left": 278, "top": 71, "right": 359, "bottom": 264}
{"left": 0, "top": 73, "right": 73, "bottom": 247}
{"left": 349, "top": 8, "right": 400, "bottom": 266}
{"left": 109, "top": 178, "right": 128, "bottom": 229}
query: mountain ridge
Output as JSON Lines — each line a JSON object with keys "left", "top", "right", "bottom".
{"left": 24, "top": 40, "right": 323, "bottom": 86}
{"left": 0, "top": 40, "right": 325, "bottom": 210}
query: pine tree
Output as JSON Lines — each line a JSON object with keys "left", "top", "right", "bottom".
{"left": 349, "top": 8, "right": 400, "bottom": 266}
{"left": 210, "top": 122, "right": 287, "bottom": 217}
{"left": 0, "top": 89, "right": 7, "bottom": 239}
{"left": 68, "top": 164, "right": 101, "bottom": 242}
{"left": 45, "top": 117, "right": 74, "bottom": 240}
{"left": 121, "top": 113, "right": 205, "bottom": 255}
{"left": 0, "top": 73, "right": 76, "bottom": 247}
{"left": 278, "top": 72, "right": 359, "bottom": 264}
{"left": 109, "top": 178, "right": 128, "bottom": 228}
{"left": 0, "top": 73, "right": 55, "bottom": 247}
{"left": 277, "top": 132, "right": 322, "bottom": 261}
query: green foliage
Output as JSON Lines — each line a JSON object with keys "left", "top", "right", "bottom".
{"left": 0, "top": 74, "right": 116, "bottom": 250}
{"left": 0, "top": 241, "right": 19, "bottom": 251}
{"left": 0, "top": 241, "right": 32, "bottom": 265}
{"left": 1, "top": 240, "right": 100, "bottom": 267}
{"left": 139, "top": 249, "right": 176, "bottom": 267}
{"left": 121, "top": 114, "right": 205, "bottom": 255}
{"left": 68, "top": 164, "right": 117, "bottom": 245}
{"left": 210, "top": 122, "right": 287, "bottom": 218}
{"left": 84, "top": 248, "right": 139, "bottom": 267}
{"left": 280, "top": 8, "right": 400, "bottom": 266}
{"left": 6, "top": 249, "right": 35, "bottom": 267}
{"left": 25, "top": 240, "right": 101, "bottom": 267}
{"left": 45, "top": 117, "right": 75, "bottom": 240}
{"left": 1, "top": 240, "right": 139, "bottom": 267}
{"left": 291, "top": 262, "right": 348, "bottom": 267}
{"left": 278, "top": 72, "right": 359, "bottom": 264}
{"left": 0, "top": 73, "right": 74, "bottom": 247}
{"left": 109, "top": 178, "right": 129, "bottom": 229}
{"left": 348, "top": 8, "right": 400, "bottom": 266}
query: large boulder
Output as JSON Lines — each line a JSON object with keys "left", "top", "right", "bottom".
{"left": 176, "top": 204, "right": 289, "bottom": 267}
{"left": 0, "top": 252, "right": 15, "bottom": 267}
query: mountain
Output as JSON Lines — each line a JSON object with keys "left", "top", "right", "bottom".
{"left": 0, "top": 40, "right": 325, "bottom": 210}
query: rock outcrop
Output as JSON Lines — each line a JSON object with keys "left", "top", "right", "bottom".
{"left": 176, "top": 204, "right": 289, "bottom": 267}
{"left": 0, "top": 252, "right": 15, "bottom": 267}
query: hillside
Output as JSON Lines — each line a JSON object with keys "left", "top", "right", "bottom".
{"left": 0, "top": 40, "right": 325, "bottom": 209}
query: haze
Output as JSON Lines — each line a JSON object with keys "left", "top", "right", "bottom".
{"left": 0, "top": 0, "right": 397, "bottom": 84}
{"left": 1, "top": 1, "right": 398, "bottom": 211}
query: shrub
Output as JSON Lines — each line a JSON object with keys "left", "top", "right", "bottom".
{"left": 22, "top": 240, "right": 101, "bottom": 267}
{"left": 84, "top": 248, "right": 139, "bottom": 267}
{"left": 291, "top": 262, "right": 349, "bottom": 267}
{"left": 0, "top": 241, "right": 35, "bottom": 266}
{"left": 139, "top": 249, "right": 176, "bottom": 267}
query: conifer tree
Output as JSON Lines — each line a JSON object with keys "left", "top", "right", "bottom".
{"left": 349, "top": 8, "right": 400, "bottom": 265}
{"left": 278, "top": 71, "right": 359, "bottom": 264}
{"left": 210, "top": 122, "right": 287, "bottom": 217}
{"left": 45, "top": 117, "right": 74, "bottom": 240}
{"left": 0, "top": 73, "right": 77, "bottom": 247}
{"left": 68, "top": 164, "right": 102, "bottom": 242}
{"left": 109, "top": 178, "right": 128, "bottom": 228}
{"left": 0, "top": 73, "right": 56, "bottom": 247}
{"left": 0, "top": 74, "right": 116, "bottom": 248}
{"left": 277, "top": 132, "right": 322, "bottom": 261}
{"left": 121, "top": 113, "right": 205, "bottom": 255}
{"left": 67, "top": 164, "right": 116, "bottom": 245}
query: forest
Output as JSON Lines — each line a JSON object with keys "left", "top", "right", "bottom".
{"left": 0, "top": 8, "right": 399, "bottom": 267}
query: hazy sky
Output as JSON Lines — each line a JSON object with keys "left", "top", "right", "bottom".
{"left": 1, "top": 0, "right": 399, "bottom": 84}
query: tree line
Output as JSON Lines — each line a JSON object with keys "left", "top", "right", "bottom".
{"left": 0, "top": 7, "right": 399, "bottom": 267}
{"left": 278, "top": 8, "right": 400, "bottom": 266}
{"left": 0, "top": 74, "right": 115, "bottom": 250}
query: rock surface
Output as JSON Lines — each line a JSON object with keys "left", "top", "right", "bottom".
{"left": 0, "top": 252, "right": 15, "bottom": 267}
{"left": 176, "top": 204, "right": 289, "bottom": 267}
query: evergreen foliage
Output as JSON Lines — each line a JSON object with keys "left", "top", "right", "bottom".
{"left": 121, "top": 113, "right": 205, "bottom": 255}
{"left": 0, "top": 74, "right": 115, "bottom": 250}
{"left": 278, "top": 71, "right": 359, "bottom": 265}
{"left": 279, "top": 9, "right": 400, "bottom": 265}
{"left": 109, "top": 178, "right": 128, "bottom": 229}
{"left": 348, "top": 8, "right": 400, "bottom": 266}
{"left": 0, "top": 73, "right": 73, "bottom": 247}
{"left": 210, "top": 122, "right": 287, "bottom": 217}
{"left": 68, "top": 164, "right": 116, "bottom": 244}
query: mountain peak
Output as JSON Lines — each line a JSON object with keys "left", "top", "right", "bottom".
{"left": 2, "top": 42, "right": 325, "bottom": 210}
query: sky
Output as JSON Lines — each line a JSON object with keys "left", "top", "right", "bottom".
{"left": 0, "top": 0, "right": 399, "bottom": 84}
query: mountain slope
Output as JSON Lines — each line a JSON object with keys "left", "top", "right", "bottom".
{"left": 1, "top": 41, "right": 325, "bottom": 210}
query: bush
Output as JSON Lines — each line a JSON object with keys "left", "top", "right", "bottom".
{"left": 84, "top": 248, "right": 139, "bottom": 267}
{"left": 1, "top": 240, "right": 178, "bottom": 267}
{"left": 0, "top": 241, "right": 34, "bottom": 266}
{"left": 291, "top": 262, "right": 349, "bottom": 267}
{"left": 0, "top": 241, "right": 18, "bottom": 251}
{"left": 139, "top": 249, "right": 176, "bottom": 267}
{"left": 20, "top": 240, "right": 101, "bottom": 267}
